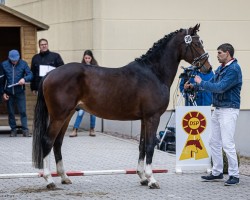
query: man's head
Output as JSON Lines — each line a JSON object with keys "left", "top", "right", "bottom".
{"left": 8, "top": 50, "right": 20, "bottom": 64}
{"left": 217, "top": 43, "right": 234, "bottom": 65}
{"left": 38, "top": 38, "right": 49, "bottom": 53}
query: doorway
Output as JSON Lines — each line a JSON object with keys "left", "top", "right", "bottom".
{"left": 0, "top": 27, "right": 21, "bottom": 115}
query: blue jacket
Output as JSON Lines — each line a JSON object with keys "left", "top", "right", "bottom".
{"left": 180, "top": 69, "right": 214, "bottom": 106}
{"left": 199, "top": 59, "right": 242, "bottom": 109}
{"left": 0, "top": 59, "right": 33, "bottom": 95}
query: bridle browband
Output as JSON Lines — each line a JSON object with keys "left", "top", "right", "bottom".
{"left": 183, "top": 29, "right": 210, "bottom": 72}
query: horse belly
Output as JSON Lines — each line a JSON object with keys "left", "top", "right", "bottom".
{"left": 80, "top": 102, "right": 142, "bottom": 121}
{"left": 80, "top": 91, "right": 168, "bottom": 121}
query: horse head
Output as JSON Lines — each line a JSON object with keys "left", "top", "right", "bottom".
{"left": 178, "top": 24, "right": 212, "bottom": 73}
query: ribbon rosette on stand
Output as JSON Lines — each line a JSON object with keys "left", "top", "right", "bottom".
{"left": 179, "top": 111, "right": 209, "bottom": 160}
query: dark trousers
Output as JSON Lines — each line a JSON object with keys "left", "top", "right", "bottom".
{"left": 6, "top": 91, "right": 28, "bottom": 131}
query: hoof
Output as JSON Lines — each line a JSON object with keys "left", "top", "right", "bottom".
{"left": 61, "top": 178, "right": 72, "bottom": 184}
{"left": 149, "top": 182, "right": 160, "bottom": 189}
{"left": 47, "top": 182, "right": 56, "bottom": 190}
{"left": 140, "top": 179, "right": 149, "bottom": 186}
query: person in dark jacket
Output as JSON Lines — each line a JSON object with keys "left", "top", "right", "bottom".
{"left": 195, "top": 43, "right": 242, "bottom": 186}
{"left": 180, "top": 67, "right": 214, "bottom": 106}
{"left": 30, "top": 38, "right": 64, "bottom": 94}
{"left": 0, "top": 50, "right": 33, "bottom": 137}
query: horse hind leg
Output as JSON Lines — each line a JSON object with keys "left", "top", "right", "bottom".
{"left": 42, "top": 120, "right": 65, "bottom": 189}
{"left": 137, "top": 120, "right": 148, "bottom": 186}
{"left": 54, "top": 118, "right": 72, "bottom": 185}
{"left": 43, "top": 153, "right": 56, "bottom": 189}
{"left": 144, "top": 116, "right": 161, "bottom": 189}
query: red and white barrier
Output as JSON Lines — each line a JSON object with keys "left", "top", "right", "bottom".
{"left": 0, "top": 169, "right": 168, "bottom": 179}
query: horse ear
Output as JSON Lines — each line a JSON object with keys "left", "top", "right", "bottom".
{"left": 190, "top": 24, "right": 200, "bottom": 35}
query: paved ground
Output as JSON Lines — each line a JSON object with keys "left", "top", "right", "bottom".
{"left": 0, "top": 130, "right": 249, "bottom": 200}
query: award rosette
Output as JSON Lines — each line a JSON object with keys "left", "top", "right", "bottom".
{"left": 179, "top": 111, "right": 209, "bottom": 160}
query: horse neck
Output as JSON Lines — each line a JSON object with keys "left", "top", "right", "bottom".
{"left": 157, "top": 46, "right": 180, "bottom": 88}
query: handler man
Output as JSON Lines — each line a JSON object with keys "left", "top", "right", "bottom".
{"left": 194, "top": 43, "right": 242, "bottom": 186}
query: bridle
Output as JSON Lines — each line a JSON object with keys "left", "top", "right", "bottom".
{"left": 183, "top": 29, "right": 211, "bottom": 73}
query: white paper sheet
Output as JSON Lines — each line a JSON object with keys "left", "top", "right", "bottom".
{"left": 8, "top": 83, "right": 19, "bottom": 88}
{"left": 39, "top": 65, "right": 56, "bottom": 77}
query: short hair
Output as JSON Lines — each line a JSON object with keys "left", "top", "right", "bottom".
{"left": 217, "top": 43, "right": 234, "bottom": 57}
{"left": 38, "top": 38, "right": 48, "bottom": 45}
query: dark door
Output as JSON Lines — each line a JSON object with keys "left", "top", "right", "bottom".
{"left": 0, "top": 27, "right": 21, "bottom": 115}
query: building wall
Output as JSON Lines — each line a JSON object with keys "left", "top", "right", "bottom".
{"left": 6, "top": 0, "right": 93, "bottom": 63}
{"left": 6, "top": 0, "right": 250, "bottom": 110}
{"left": 21, "top": 26, "right": 37, "bottom": 64}
{"left": 5, "top": 1, "right": 250, "bottom": 156}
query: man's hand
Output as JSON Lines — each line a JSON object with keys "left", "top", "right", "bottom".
{"left": 184, "top": 82, "right": 193, "bottom": 89}
{"left": 3, "top": 93, "right": 9, "bottom": 101}
{"left": 18, "top": 78, "right": 25, "bottom": 85}
{"left": 194, "top": 75, "right": 202, "bottom": 84}
{"left": 32, "top": 90, "right": 37, "bottom": 95}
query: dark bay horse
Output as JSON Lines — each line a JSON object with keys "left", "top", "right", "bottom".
{"left": 32, "top": 24, "right": 212, "bottom": 189}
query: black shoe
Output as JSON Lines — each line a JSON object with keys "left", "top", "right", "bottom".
{"left": 201, "top": 173, "right": 223, "bottom": 182}
{"left": 224, "top": 176, "right": 239, "bottom": 186}
{"left": 10, "top": 130, "right": 17, "bottom": 137}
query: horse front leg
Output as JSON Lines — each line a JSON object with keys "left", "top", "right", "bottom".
{"left": 137, "top": 120, "right": 148, "bottom": 186}
{"left": 144, "top": 115, "right": 160, "bottom": 189}
{"left": 54, "top": 119, "right": 72, "bottom": 185}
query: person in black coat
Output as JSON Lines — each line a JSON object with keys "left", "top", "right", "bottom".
{"left": 30, "top": 38, "right": 64, "bottom": 94}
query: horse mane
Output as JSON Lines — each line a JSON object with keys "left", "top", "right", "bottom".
{"left": 135, "top": 29, "right": 184, "bottom": 63}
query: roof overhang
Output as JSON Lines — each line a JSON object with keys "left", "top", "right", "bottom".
{"left": 0, "top": 4, "right": 49, "bottom": 31}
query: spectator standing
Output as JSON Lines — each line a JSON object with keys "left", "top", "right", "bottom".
{"left": 69, "top": 50, "right": 98, "bottom": 137}
{"left": 30, "top": 38, "right": 64, "bottom": 94}
{"left": 0, "top": 50, "right": 33, "bottom": 137}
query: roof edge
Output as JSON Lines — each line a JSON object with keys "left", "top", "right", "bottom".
{"left": 0, "top": 4, "right": 49, "bottom": 31}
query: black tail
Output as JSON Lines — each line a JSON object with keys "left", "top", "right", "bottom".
{"left": 32, "top": 77, "right": 48, "bottom": 169}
